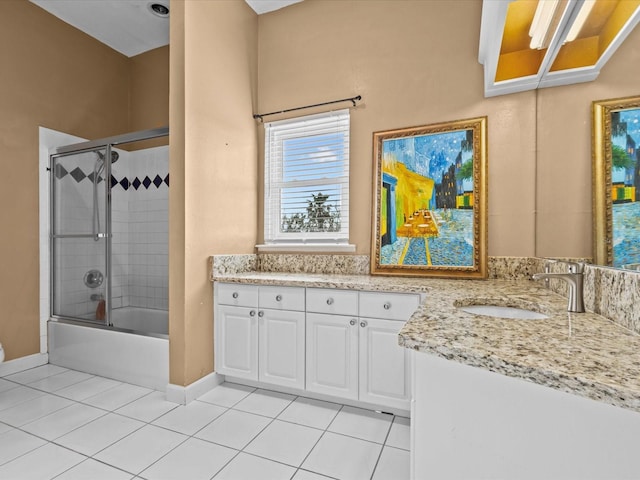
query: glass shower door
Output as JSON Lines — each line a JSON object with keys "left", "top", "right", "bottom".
{"left": 50, "top": 147, "right": 112, "bottom": 325}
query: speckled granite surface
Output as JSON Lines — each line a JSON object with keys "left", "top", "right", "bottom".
{"left": 210, "top": 254, "right": 640, "bottom": 412}
{"left": 584, "top": 265, "right": 640, "bottom": 334}
{"left": 258, "top": 254, "right": 370, "bottom": 275}
{"left": 398, "top": 279, "right": 640, "bottom": 413}
{"left": 210, "top": 255, "right": 257, "bottom": 276}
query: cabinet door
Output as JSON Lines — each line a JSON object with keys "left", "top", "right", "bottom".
{"left": 306, "top": 313, "right": 358, "bottom": 400}
{"left": 215, "top": 305, "right": 258, "bottom": 380}
{"left": 259, "top": 309, "right": 305, "bottom": 389}
{"left": 358, "top": 317, "right": 410, "bottom": 410}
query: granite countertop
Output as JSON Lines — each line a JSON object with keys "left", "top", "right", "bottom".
{"left": 212, "top": 271, "right": 640, "bottom": 413}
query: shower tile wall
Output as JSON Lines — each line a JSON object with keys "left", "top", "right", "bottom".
{"left": 125, "top": 146, "right": 169, "bottom": 310}
{"left": 54, "top": 145, "right": 168, "bottom": 319}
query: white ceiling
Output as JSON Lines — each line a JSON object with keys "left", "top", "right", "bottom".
{"left": 245, "top": 0, "right": 303, "bottom": 15}
{"left": 29, "top": 0, "right": 303, "bottom": 58}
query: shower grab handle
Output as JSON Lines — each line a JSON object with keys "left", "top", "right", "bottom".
{"left": 51, "top": 233, "right": 112, "bottom": 239}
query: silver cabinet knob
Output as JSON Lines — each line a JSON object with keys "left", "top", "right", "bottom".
{"left": 360, "top": 321, "right": 368, "bottom": 328}
{"left": 276, "top": 295, "right": 282, "bottom": 302}
{"left": 383, "top": 302, "right": 391, "bottom": 310}
{"left": 258, "top": 311, "right": 264, "bottom": 317}
{"left": 349, "top": 319, "right": 356, "bottom": 326}
{"left": 232, "top": 292, "right": 239, "bottom": 299}
{"left": 326, "top": 298, "right": 334, "bottom": 305}
{"left": 249, "top": 310, "right": 256, "bottom": 317}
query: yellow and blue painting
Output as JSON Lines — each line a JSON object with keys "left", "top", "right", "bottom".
{"left": 380, "top": 129, "right": 475, "bottom": 267}
{"left": 611, "top": 108, "right": 640, "bottom": 268}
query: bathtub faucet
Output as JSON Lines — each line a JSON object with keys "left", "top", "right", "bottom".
{"left": 532, "top": 261, "right": 585, "bottom": 313}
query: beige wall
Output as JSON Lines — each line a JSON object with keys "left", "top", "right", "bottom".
{"left": 257, "top": 0, "right": 538, "bottom": 257}
{"left": 130, "top": 46, "right": 170, "bottom": 132}
{"left": 536, "top": 24, "right": 640, "bottom": 258}
{"left": 0, "top": 0, "right": 131, "bottom": 361}
{"left": 169, "top": 0, "right": 258, "bottom": 386}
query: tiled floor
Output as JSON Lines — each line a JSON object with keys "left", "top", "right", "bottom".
{"left": 0, "top": 365, "right": 410, "bottom": 479}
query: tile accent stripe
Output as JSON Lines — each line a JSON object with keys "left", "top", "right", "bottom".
{"left": 55, "top": 167, "right": 169, "bottom": 190}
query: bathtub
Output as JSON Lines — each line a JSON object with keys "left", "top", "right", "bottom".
{"left": 48, "top": 307, "right": 169, "bottom": 390}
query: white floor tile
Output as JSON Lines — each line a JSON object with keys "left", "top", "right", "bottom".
{"left": 0, "top": 428, "right": 47, "bottom": 466}
{"left": 233, "top": 389, "right": 295, "bottom": 418}
{"left": 0, "top": 366, "right": 412, "bottom": 480}
{"left": 115, "top": 391, "right": 178, "bottom": 423}
{"left": 302, "top": 432, "right": 382, "bottom": 480}
{"left": 21, "top": 403, "right": 106, "bottom": 441}
{"left": 84, "top": 383, "right": 152, "bottom": 411}
{"left": 55, "top": 412, "right": 145, "bottom": 456}
{"left": 26, "top": 370, "right": 94, "bottom": 392}
{"left": 0, "top": 393, "right": 72, "bottom": 426}
{"left": 195, "top": 409, "right": 271, "bottom": 450}
{"left": 152, "top": 400, "right": 227, "bottom": 435}
{"left": 328, "top": 405, "right": 393, "bottom": 443}
{"left": 55, "top": 458, "right": 134, "bottom": 480}
{"left": 245, "top": 419, "right": 323, "bottom": 467}
{"left": 372, "top": 446, "right": 410, "bottom": 480}
{"left": 5, "top": 364, "right": 68, "bottom": 385}
{"left": 277, "top": 396, "right": 341, "bottom": 430}
{"left": 94, "top": 424, "right": 187, "bottom": 475}
{"left": 197, "top": 382, "right": 255, "bottom": 408}
{"left": 386, "top": 416, "right": 410, "bottom": 450}
{"left": 0, "top": 378, "right": 19, "bottom": 393}
{"left": 141, "top": 437, "right": 237, "bottom": 480}
{"left": 213, "top": 452, "right": 296, "bottom": 480}
{"left": 0, "top": 422, "right": 11, "bottom": 435}
{"left": 292, "top": 470, "right": 334, "bottom": 480}
{"left": 0, "top": 443, "right": 85, "bottom": 480}
{"left": 56, "top": 376, "right": 122, "bottom": 401}
{"left": 0, "top": 385, "right": 45, "bottom": 412}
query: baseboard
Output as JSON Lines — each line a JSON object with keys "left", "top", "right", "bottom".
{"left": 0, "top": 353, "right": 49, "bottom": 377}
{"left": 166, "top": 371, "right": 224, "bottom": 405}
{"left": 223, "top": 375, "right": 411, "bottom": 417}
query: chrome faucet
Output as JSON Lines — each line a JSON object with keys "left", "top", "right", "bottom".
{"left": 532, "top": 261, "right": 585, "bottom": 313}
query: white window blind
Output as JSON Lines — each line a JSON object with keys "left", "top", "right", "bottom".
{"left": 264, "top": 109, "right": 350, "bottom": 245}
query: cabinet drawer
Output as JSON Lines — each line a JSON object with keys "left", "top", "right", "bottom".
{"left": 306, "top": 288, "right": 358, "bottom": 316}
{"left": 359, "top": 291, "right": 420, "bottom": 321}
{"left": 217, "top": 283, "right": 258, "bottom": 308}
{"left": 259, "top": 286, "right": 305, "bottom": 311}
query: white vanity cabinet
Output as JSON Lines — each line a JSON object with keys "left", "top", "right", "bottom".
{"left": 257, "top": 286, "right": 305, "bottom": 389}
{"left": 215, "top": 283, "right": 305, "bottom": 389}
{"left": 215, "top": 284, "right": 259, "bottom": 380}
{"left": 306, "top": 288, "right": 419, "bottom": 410}
{"left": 358, "top": 292, "right": 418, "bottom": 410}
{"left": 215, "top": 282, "right": 420, "bottom": 412}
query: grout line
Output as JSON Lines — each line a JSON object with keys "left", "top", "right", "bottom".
{"left": 0, "top": 373, "right": 410, "bottom": 479}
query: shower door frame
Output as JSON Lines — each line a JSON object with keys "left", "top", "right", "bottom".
{"left": 50, "top": 127, "right": 169, "bottom": 327}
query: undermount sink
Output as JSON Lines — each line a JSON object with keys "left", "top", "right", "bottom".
{"left": 459, "top": 305, "right": 549, "bottom": 320}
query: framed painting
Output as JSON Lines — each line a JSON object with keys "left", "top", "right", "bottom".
{"left": 593, "top": 95, "right": 640, "bottom": 270}
{"left": 371, "top": 117, "right": 488, "bottom": 278}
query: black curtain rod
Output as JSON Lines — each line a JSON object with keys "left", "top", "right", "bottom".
{"left": 253, "top": 95, "right": 362, "bottom": 122}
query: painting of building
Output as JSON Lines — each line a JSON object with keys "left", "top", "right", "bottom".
{"left": 379, "top": 129, "right": 475, "bottom": 267}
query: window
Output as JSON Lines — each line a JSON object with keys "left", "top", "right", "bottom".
{"left": 263, "top": 109, "right": 350, "bottom": 249}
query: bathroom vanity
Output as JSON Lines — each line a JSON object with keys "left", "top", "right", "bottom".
{"left": 211, "top": 256, "right": 640, "bottom": 480}
{"left": 214, "top": 280, "right": 422, "bottom": 414}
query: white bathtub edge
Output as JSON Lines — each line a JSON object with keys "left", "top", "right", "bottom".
{"left": 0, "top": 353, "right": 49, "bottom": 377}
{"left": 166, "top": 371, "right": 224, "bottom": 405}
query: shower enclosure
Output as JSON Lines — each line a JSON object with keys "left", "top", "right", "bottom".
{"left": 49, "top": 128, "right": 169, "bottom": 338}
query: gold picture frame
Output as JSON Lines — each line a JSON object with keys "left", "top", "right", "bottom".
{"left": 371, "top": 117, "right": 488, "bottom": 278}
{"left": 592, "top": 95, "right": 640, "bottom": 269}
